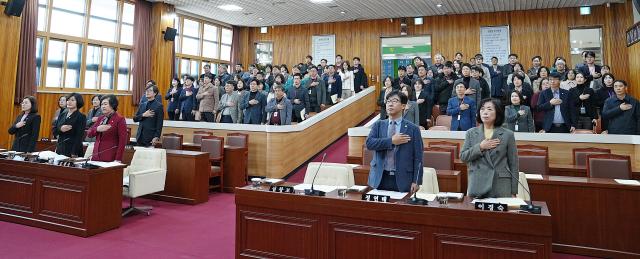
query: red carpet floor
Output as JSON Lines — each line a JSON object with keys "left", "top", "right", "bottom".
{"left": 0, "top": 133, "right": 598, "bottom": 259}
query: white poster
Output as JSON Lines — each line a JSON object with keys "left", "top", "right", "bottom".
{"left": 312, "top": 35, "right": 336, "bottom": 65}
{"left": 480, "top": 26, "right": 511, "bottom": 65}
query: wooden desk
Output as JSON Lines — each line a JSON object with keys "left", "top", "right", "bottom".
{"left": 183, "top": 143, "right": 248, "bottom": 193}
{"left": 353, "top": 165, "right": 462, "bottom": 193}
{"left": 123, "top": 148, "right": 210, "bottom": 205}
{"left": 236, "top": 184, "right": 552, "bottom": 258}
{"left": 0, "top": 158, "right": 124, "bottom": 237}
{"left": 528, "top": 175, "right": 640, "bottom": 258}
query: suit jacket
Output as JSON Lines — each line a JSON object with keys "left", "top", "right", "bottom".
{"left": 265, "top": 97, "right": 293, "bottom": 125}
{"left": 196, "top": 82, "right": 219, "bottom": 113}
{"left": 304, "top": 76, "right": 327, "bottom": 107}
{"left": 507, "top": 83, "right": 534, "bottom": 107}
{"left": 133, "top": 98, "right": 164, "bottom": 146}
{"left": 54, "top": 110, "right": 86, "bottom": 157}
{"left": 86, "top": 112, "right": 127, "bottom": 162}
{"left": 569, "top": 84, "right": 598, "bottom": 119}
{"left": 8, "top": 113, "right": 40, "bottom": 152}
{"left": 218, "top": 92, "right": 241, "bottom": 123}
{"left": 365, "top": 119, "right": 424, "bottom": 192}
{"left": 577, "top": 64, "right": 602, "bottom": 83}
{"left": 287, "top": 85, "right": 310, "bottom": 115}
{"left": 323, "top": 73, "right": 342, "bottom": 103}
{"left": 241, "top": 91, "right": 267, "bottom": 124}
{"left": 392, "top": 76, "right": 412, "bottom": 90}
{"left": 403, "top": 101, "right": 420, "bottom": 127}
{"left": 179, "top": 86, "right": 199, "bottom": 113}
{"left": 452, "top": 77, "right": 482, "bottom": 106}
{"left": 504, "top": 105, "right": 535, "bottom": 132}
{"left": 460, "top": 126, "right": 518, "bottom": 198}
{"left": 537, "top": 88, "right": 576, "bottom": 131}
{"left": 489, "top": 65, "right": 505, "bottom": 98}
{"left": 415, "top": 89, "right": 432, "bottom": 125}
{"left": 447, "top": 96, "right": 476, "bottom": 131}
{"left": 165, "top": 86, "right": 183, "bottom": 112}
{"left": 352, "top": 65, "right": 367, "bottom": 93}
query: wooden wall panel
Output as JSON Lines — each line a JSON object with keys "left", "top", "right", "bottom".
{"left": 0, "top": 7, "right": 21, "bottom": 148}
{"left": 240, "top": 3, "right": 633, "bottom": 97}
{"left": 150, "top": 3, "right": 175, "bottom": 103}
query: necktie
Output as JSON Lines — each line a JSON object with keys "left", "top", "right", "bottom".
{"left": 385, "top": 121, "right": 397, "bottom": 171}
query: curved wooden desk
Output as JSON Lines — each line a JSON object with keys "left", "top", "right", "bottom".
{"left": 127, "top": 88, "right": 376, "bottom": 178}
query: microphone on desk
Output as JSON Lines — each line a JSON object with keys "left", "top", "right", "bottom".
{"left": 81, "top": 145, "right": 120, "bottom": 169}
{"left": 506, "top": 170, "right": 541, "bottom": 214}
{"left": 305, "top": 153, "right": 327, "bottom": 196}
{"left": 407, "top": 161, "right": 428, "bottom": 205}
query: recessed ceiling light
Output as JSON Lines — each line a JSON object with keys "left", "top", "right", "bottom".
{"left": 309, "top": 0, "right": 333, "bottom": 3}
{"left": 340, "top": 11, "right": 346, "bottom": 14}
{"left": 218, "top": 4, "right": 243, "bottom": 11}
{"left": 436, "top": 4, "right": 443, "bottom": 8}
{"left": 258, "top": 17, "right": 264, "bottom": 20}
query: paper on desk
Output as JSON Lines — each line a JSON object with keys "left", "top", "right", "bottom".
{"left": 293, "top": 184, "right": 340, "bottom": 193}
{"left": 614, "top": 179, "right": 640, "bottom": 186}
{"left": 525, "top": 173, "right": 543, "bottom": 180}
{"left": 415, "top": 193, "right": 437, "bottom": 201}
{"left": 86, "top": 161, "right": 125, "bottom": 168}
{"left": 264, "top": 178, "right": 284, "bottom": 184}
{"left": 348, "top": 185, "right": 368, "bottom": 192}
{"left": 366, "top": 189, "right": 408, "bottom": 200}
{"left": 471, "top": 198, "right": 527, "bottom": 207}
{"left": 300, "top": 109, "right": 306, "bottom": 121}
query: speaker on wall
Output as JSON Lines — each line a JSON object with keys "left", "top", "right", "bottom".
{"left": 3, "top": 0, "right": 26, "bottom": 17}
{"left": 164, "top": 27, "right": 177, "bottom": 41}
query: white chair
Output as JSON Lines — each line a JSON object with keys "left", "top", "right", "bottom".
{"left": 303, "top": 162, "right": 355, "bottom": 187}
{"left": 517, "top": 172, "right": 531, "bottom": 201}
{"left": 417, "top": 167, "right": 439, "bottom": 194}
{"left": 122, "top": 147, "right": 167, "bottom": 216}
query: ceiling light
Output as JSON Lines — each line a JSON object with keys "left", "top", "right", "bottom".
{"left": 414, "top": 17, "right": 423, "bottom": 25}
{"left": 258, "top": 17, "right": 264, "bottom": 20}
{"left": 309, "top": 0, "right": 333, "bottom": 3}
{"left": 580, "top": 6, "right": 591, "bottom": 15}
{"left": 218, "top": 4, "right": 243, "bottom": 11}
{"left": 340, "top": 11, "right": 346, "bottom": 14}
{"left": 436, "top": 4, "right": 443, "bottom": 8}
{"left": 260, "top": 27, "right": 268, "bottom": 34}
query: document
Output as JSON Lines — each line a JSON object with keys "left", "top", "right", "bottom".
{"left": 366, "top": 189, "right": 408, "bottom": 200}
{"left": 86, "top": 161, "right": 125, "bottom": 168}
{"left": 293, "top": 184, "right": 339, "bottom": 193}
{"left": 614, "top": 179, "right": 640, "bottom": 186}
{"left": 415, "top": 193, "right": 437, "bottom": 201}
{"left": 300, "top": 108, "right": 306, "bottom": 121}
{"left": 264, "top": 178, "right": 284, "bottom": 184}
{"left": 331, "top": 94, "right": 338, "bottom": 103}
{"left": 525, "top": 174, "right": 543, "bottom": 180}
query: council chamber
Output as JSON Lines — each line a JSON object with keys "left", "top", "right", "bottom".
{"left": 1, "top": 0, "right": 640, "bottom": 258}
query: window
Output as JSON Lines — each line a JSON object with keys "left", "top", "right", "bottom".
{"left": 174, "top": 14, "right": 232, "bottom": 79}
{"left": 36, "top": 0, "right": 134, "bottom": 93}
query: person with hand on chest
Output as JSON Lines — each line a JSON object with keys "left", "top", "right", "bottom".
{"left": 366, "top": 90, "right": 423, "bottom": 193}
{"left": 8, "top": 96, "right": 41, "bottom": 152}
{"left": 266, "top": 85, "right": 292, "bottom": 125}
{"left": 54, "top": 93, "right": 87, "bottom": 157}
{"left": 86, "top": 95, "right": 127, "bottom": 162}
{"left": 134, "top": 85, "right": 164, "bottom": 146}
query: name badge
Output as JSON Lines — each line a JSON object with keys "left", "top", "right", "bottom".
{"left": 308, "top": 90, "right": 312, "bottom": 95}
{"left": 457, "top": 114, "right": 461, "bottom": 121}
{"left": 580, "top": 106, "right": 586, "bottom": 115}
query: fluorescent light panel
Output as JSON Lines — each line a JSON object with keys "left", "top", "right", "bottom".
{"left": 260, "top": 27, "right": 268, "bottom": 33}
{"left": 309, "top": 0, "right": 333, "bottom": 3}
{"left": 414, "top": 17, "right": 423, "bottom": 25}
{"left": 218, "top": 4, "right": 243, "bottom": 11}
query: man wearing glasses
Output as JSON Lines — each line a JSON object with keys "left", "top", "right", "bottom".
{"left": 365, "top": 91, "right": 423, "bottom": 193}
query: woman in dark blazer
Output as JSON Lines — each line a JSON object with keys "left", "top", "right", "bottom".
{"left": 8, "top": 96, "right": 41, "bottom": 152}
{"left": 165, "top": 77, "right": 183, "bottom": 120}
{"left": 86, "top": 95, "right": 128, "bottom": 162}
{"left": 570, "top": 71, "right": 598, "bottom": 130}
{"left": 504, "top": 91, "right": 535, "bottom": 132}
{"left": 51, "top": 95, "right": 66, "bottom": 138}
{"left": 460, "top": 98, "right": 518, "bottom": 198}
{"left": 54, "top": 93, "right": 86, "bottom": 157}
{"left": 413, "top": 79, "right": 433, "bottom": 128}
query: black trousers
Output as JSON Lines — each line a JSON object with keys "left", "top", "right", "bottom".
{"left": 549, "top": 123, "right": 570, "bottom": 133}
{"left": 576, "top": 116, "right": 594, "bottom": 130}
{"left": 181, "top": 111, "right": 195, "bottom": 121}
{"left": 220, "top": 115, "right": 233, "bottom": 123}
{"left": 378, "top": 170, "right": 399, "bottom": 191}
{"left": 167, "top": 110, "right": 177, "bottom": 120}
{"left": 201, "top": 112, "right": 215, "bottom": 122}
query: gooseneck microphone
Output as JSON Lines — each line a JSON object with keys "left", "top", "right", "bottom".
{"left": 407, "top": 162, "right": 428, "bottom": 205}
{"left": 305, "top": 153, "right": 327, "bottom": 196}
{"left": 506, "top": 170, "right": 541, "bottom": 214}
{"left": 82, "top": 145, "right": 120, "bottom": 169}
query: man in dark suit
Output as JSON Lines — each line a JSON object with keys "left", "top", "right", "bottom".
{"left": 240, "top": 79, "right": 267, "bottom": 124}
{"left": 537, "top": 72, "right": 576, "bottom": 133}
{"left": 366, "top": 91, "right": 423, "bottom": 193}
{"left": 323, "top": 64, "right": 342, "bottom": 104}
{"left": 352, "top": 57, "right": 367, "bottom": 93}
{"left": 392, "top": 66, "right": 412, "bottom": 90}
{"left": 134, "top": 85, "right": 164, "bottom": 146}
{"left": 576, "top": 51, "right": 602, "bottom": 84}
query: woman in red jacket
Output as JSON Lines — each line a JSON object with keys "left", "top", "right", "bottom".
{"left": 86, "top": 94, "right": 128, "bottom": 162}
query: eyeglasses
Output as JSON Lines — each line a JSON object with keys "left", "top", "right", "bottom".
{"left": 386, "top": 99, "right": 401, "bottom": 105}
